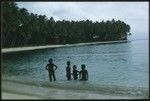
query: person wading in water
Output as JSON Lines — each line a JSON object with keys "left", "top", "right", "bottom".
{"left": 45, "top": 58, "right": 58, "bottom": 81}
{"left": 79, "top": 64, "right": 88, "bottom": 81}
{"left": 66, "top": 61, "right": 71, "bottom": 80}
{"left": 72, "top": 65, "right": 79, "bottom": 80}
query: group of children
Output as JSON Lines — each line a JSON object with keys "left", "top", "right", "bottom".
{"left": 66, "top": 61, "right": 88, "bottom": 81}
{"left": 45, "top": 58, "right": 88, "bottom": 82}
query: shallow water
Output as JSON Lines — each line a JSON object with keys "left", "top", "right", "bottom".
{"left": 2, "top": 39, "right": 149, "bottom": 97}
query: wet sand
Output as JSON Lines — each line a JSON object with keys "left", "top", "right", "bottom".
{"left": 2, "top": 93, "right": 39, "bottom": 99}
{"left": 2, "top": 79, "right": 146, "bottom": 99}
{"left": 2, "top": 91, "right": 138, "bottom": 99}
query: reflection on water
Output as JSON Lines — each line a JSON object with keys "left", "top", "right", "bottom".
{"left": 2, "top": 39, "right": 149, "bottom": 90}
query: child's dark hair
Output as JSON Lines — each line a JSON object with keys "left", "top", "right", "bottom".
{"left": 67, "top": 61, "right": 70, "bottom": 65}
{"left": 49, "top": 58, "right": 52, "bottom": 63}
{"left": 73, "top": 65, "right": 77, "bottom": 69}
{"left": 81, "top": 64, "right": 86, "bottom": 69}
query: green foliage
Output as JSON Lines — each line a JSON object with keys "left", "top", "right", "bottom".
{"left": 2, "top": 2, "right": 131, "bottom": 48}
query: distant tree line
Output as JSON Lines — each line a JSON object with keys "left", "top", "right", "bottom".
{"left": 2, "top": 2, "right": 131, "bottom": 48}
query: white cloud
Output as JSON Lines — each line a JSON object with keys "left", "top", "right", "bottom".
{"left": 16, "top": 2, "right": 149, "bottom": 39}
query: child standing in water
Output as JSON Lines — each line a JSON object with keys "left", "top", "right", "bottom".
{"left": 79, "top": 64, "right": 88, "bottom": 81}
{"left": 72, "top": 65, "right": 79, "bottom": 80}
{"left": 45, "top": 58, "right": 58, "bottom": 82}
{"left": 66, "top": 61, "right": 71, "bottom": 80}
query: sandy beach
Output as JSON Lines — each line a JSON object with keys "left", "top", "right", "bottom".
{"left": 2, "top": 40, "right": 128, "bottom": 53}
{"left": 3, "top": 91, "right": 140, "bottom": 99}
{"left": 2, "top": 93, "right": 39, "bottom": 99}
{"left": 3, "top": 88, "right": 147, "bottom": 99}
{"left": 2, "top": 79, "right": 147, "bottom": 99}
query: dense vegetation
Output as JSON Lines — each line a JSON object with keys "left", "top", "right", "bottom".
{"left": 2, "top": 2, "right": 131, "bottom": 48}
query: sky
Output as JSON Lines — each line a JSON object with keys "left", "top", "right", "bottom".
{"left": 16, "top": 2, "right": 149, "bottom": 40}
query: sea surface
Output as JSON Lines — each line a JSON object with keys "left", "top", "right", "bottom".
{"left": 2, "top": 39, "right": 149, "bottom": 97}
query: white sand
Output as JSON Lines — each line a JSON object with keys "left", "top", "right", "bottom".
{"left": 2, "top": 79, "right": 146, "bottom": 99}
{"left": 2, "top": 91, "right": 137, "bottom": 99}
{"left": 2, "top": 93, "right": 39, "bottom": 99}
{"left": 2, "top": 40, "right": 128, "bottom": 53}
{"left": 3, "top": 89, "right": 146, "bottom": 99}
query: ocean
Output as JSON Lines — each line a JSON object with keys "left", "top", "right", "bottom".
{"left": 2, "top": 39, "right": 149, "bottom": 98}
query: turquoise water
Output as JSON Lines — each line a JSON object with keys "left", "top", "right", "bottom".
{"left": 2, "top": 39, "right": 149, "bottom": 96}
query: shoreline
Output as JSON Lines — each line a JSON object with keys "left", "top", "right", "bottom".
{"left": 2, "top": 78, "right": 148, "bottom": 99}
{"left": 2, "top": 40, "right": 128, "bottom": 53}
{"left": 2, "top": 83, "right": 145, "bottom": 99}
{"left": 2, "top": 92, "right": 39, "bottom": 99}
{"left": 3, "top": 91, "right": 143, "bottom": 99}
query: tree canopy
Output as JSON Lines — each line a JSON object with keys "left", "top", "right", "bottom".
{"left": 2, "top": 2, "right": 131, "bottom": 48}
